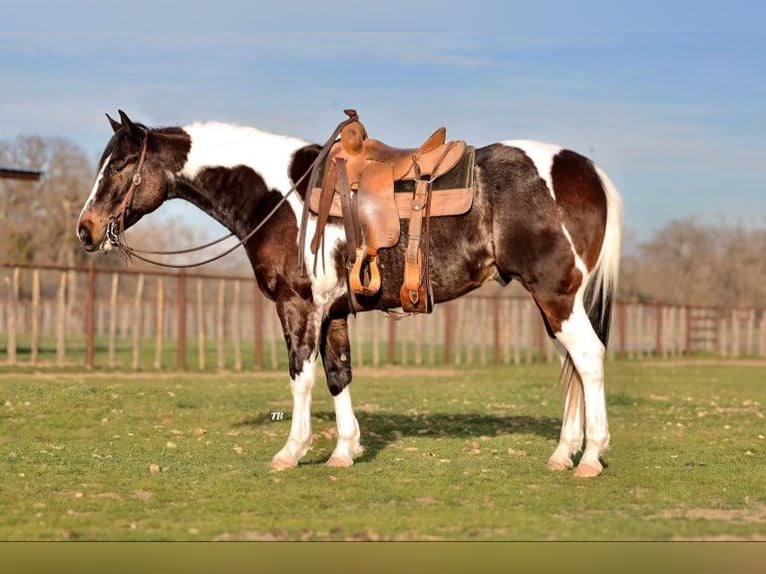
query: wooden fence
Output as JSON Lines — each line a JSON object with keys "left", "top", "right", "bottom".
{"left": 2, "top": 263, "right": 765, "bottom": 370}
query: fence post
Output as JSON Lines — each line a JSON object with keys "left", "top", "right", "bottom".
{"left": 132, "top": 274, "right": 145, "bottom": 370}
{"left": 56, "top": 271, "right": 67, "bottom": 367}
{"left": 216, "top": 279, "right": 226, "bottom": 370}
{"left": 108, "top": 273, "right": 119, "bottom": 367}
{"left": 512, "top": 299, "right": 521, "bottom": 365}
{"left": 196, "top": 279, "right": 206, "bottom": 370}
{"left": 414, "top": 314, "right": 423, "bottom": 366}
{"left": 655, "top": 303, "right": 663, "bottom": 357}
{"left": 31, "top": 270, "right": 40, "bottom": 365}
{"left": 443, "top": 303, "right": 453, "bottom": 365}
{"left": 387, "top": 316, "right": 396, "bottom": 365}
{"left": 232, "top": 280, "right": 242, "bottom": 372}
{"left": 6, "top": 268, "right": 20, "bottom": 365}
{"left": 253, "top": 281, "right": 263, "bottom": 370}
{"left": 85, "top": 263, "right": 96, "bottom": 369}
{"left": 493, "top": 294, "right": 500, "bottom": 365}
{"left": 355, "top": 315, "right": 365, "bottom": 367}
{"left": 154, "top": 277, "right": 165, "bottom": 370}
{"left": 177, "top": 270, "right": 186, "bottom": 371}
{"left": 372, "top": 312, "right": 380, "bottom": 367}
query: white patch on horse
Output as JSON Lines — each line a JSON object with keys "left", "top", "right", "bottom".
{"left": 328, "top": 386, "right": 363, "bottom": 466}
{"left": 553, "top": 281, "right": 609, "bottom": 475}
{"left": 303, "top": 220, "right": 346, "bottom": 312}
{"left": 272, "top": 356, "right": 318, "bottom": 469}
{"left": 560, "top": 224, "right": 589, "bottom": 276}
{"left": 80, "top": 153, "right": 111, "bottom": 221}
{"left": 501, "top": 140, "right": 562, "bottom": 200}
{"left": 179, "top": 122, "right": 345, "bottom": 311}
{"left": 181, "top": 122, "right": 308, "bottom": 194}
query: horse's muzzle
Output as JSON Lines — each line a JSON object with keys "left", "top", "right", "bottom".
{"left": 78, "top": 222, "right": 97, "bottom": 252}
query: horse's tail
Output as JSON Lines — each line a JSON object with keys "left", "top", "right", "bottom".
{"left": 561, "top": 165, "right": 622, "bottom": 393}
{"left": 585, "top": 165, "right": 622, "bottom": 347}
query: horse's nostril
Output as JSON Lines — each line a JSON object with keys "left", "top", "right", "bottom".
{"left": 78, "top": 224, "right": 93, "bottom": 248}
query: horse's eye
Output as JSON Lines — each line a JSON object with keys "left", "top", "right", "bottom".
{"left": 110, "top": 161, "right": 126, "bottom": 175}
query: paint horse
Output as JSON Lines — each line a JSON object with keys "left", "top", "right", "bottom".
{"left": 77, "top": 111, "right": 621, "bottom": 477}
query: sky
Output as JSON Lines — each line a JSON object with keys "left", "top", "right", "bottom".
{"left": 1, "top": 1, "right": 765, "bottom": 246}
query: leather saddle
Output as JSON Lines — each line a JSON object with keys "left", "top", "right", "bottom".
{"left": 308, "top": 110, "right": 474, "bottom": 313}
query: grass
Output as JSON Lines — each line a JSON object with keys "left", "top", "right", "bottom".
{"left": 0, "top": 360, "right": 764, "bottom": 540}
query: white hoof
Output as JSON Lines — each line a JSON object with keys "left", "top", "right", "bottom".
{"left": 270, "top": 455, "right": 298, "bottom": 471}
{"left": 573, "top": 460, "right": 603, "bottom": 478}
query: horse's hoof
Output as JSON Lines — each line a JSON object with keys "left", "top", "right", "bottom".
{"left": 270, "top": 456, "right": 297, "bottom": 471}
{"left": 325, "top": 456, "right": 354, "bottom": 468}
{"left": 547, "top": 457, "right": 573, "bottom": 472}
{"left": 573, "top": 461, "right": 603, "bottom": 478}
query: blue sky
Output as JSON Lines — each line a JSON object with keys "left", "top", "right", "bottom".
{"left": 1, "top": 1, "right": 764, "bottom": 244}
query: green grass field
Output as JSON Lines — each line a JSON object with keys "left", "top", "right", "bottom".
{"left": 1, "top": 360, "right": 764, "bottom": 540}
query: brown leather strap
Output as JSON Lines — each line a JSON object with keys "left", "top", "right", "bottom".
{"left": 310, "top": 155, "right": 338, "bottom": 255}
{"left": 400, "top": 178, "right": 431, "bottom": 312}
{"left": 335, "top": 158, "right": 360, "bottom": 264}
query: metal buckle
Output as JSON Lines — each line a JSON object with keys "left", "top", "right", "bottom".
{"left": 132, "top": 173, "right": 142, "bottom": 186}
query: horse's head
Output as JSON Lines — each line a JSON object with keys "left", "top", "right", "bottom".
{"left": 77, "top": 111, "right": 170, "bottom": 251}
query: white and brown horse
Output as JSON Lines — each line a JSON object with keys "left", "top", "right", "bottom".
{"left": 77, "top": 111, "right": 621, "bottom": 477}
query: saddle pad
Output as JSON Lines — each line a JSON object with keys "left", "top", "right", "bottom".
{"left": 309, "top": 145, "right": 475, "bottom": 218}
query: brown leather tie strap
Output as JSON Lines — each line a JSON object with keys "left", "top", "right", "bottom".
{"left": 335, "top": 158, "right": 361, "bottom": 265}
{"left": 400, "top": 177, "right": 431, "bottom": 312}
{"left": 310, "top": 155, "right": 338, "bottom": 255}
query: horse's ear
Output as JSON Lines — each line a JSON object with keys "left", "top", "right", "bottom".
{"left": 118, "top": 110, "right": 144, "bottom": 143}
{"left": 106, "top": 113, "right": 122, "bottom": 133}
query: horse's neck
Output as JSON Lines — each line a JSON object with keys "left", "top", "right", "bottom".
{"left": 170, "top": 175, "right": 286, "bottom": 241}
{"left": 168, "top": 122, "right": 309, "bottom": 238}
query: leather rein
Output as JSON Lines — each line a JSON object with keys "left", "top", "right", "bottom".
{"left": 107, "top": 117, "right": 355, "bottom": 269}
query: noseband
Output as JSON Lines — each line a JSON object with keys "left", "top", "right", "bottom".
{"left": 107, "top": 130, "right": 149, "bottom": 252}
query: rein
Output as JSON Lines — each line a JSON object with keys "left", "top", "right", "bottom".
{"left": 108, "top": 116, "right": 355, "bottom": 269}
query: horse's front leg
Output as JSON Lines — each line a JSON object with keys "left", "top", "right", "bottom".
{"left": 271, "top": 296, "right": 321, "bottom": 470}
{"left": 320, "top": 316, "right": 363, "bottom": 467}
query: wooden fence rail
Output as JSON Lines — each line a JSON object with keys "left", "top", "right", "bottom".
{"left": 1, "top": 263, "right": 765, "bottom": 370}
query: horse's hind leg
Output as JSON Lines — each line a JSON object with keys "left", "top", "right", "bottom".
{"left": 320, "top": 316, "right": 364, "bottom": 467}
{"left": 530, "top": 279, "right": 608, "bottom": 477}
{"left": 546, "top": 298, "right": 608, "bottom": 477}
{"left": 547, "top": 355, "right": 585, "bottom": 471}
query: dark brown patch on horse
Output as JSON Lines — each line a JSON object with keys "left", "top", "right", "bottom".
{"left": 289, "top": 144, "right": 322, "bottom": 201}
{"left": 550, "top": 150, "right": 607, "bottom": 271}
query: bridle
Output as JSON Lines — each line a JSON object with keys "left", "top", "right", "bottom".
{"left": 106, "top": 129, "right": 149, "bottom": 251}
{"left": 105, "top": 115, "right": 355, "bottom": 270}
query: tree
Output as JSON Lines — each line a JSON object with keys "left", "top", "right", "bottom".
{"left": 619, "top": 218, "right": 766, "bottom": 307}
{"left": 0, "top": 136, "right": 98, "bottom": 267}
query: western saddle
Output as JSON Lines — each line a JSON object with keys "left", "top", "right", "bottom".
{"left": 305, "top": 110, "right": 474, "bottom": 313}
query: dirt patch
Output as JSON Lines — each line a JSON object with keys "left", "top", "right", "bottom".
{"left": 654, "top": 506, "right": 766, "bottom": 523}
{"left": 213, "top": 530, "right": 290, "bottom": 541}
{"left": 671, "top": 534, "right": 766, "bottom": 541}
{"left": 643, "top": 359, "right": 766, "bottom": 368}
{"left": 353, "top": 366, "right": 462, "bottom": 378}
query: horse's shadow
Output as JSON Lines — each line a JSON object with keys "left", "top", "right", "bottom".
{"left": 242, "top": 411, "right": 561, "bottom": 464}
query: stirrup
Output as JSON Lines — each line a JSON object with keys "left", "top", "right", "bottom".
{"left": 349, "top": 248, "right": 381, "bottom": 296}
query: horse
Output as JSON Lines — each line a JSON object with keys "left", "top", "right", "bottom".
{"left": 77, "top": 110, "right": 621, "bottom": 478}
